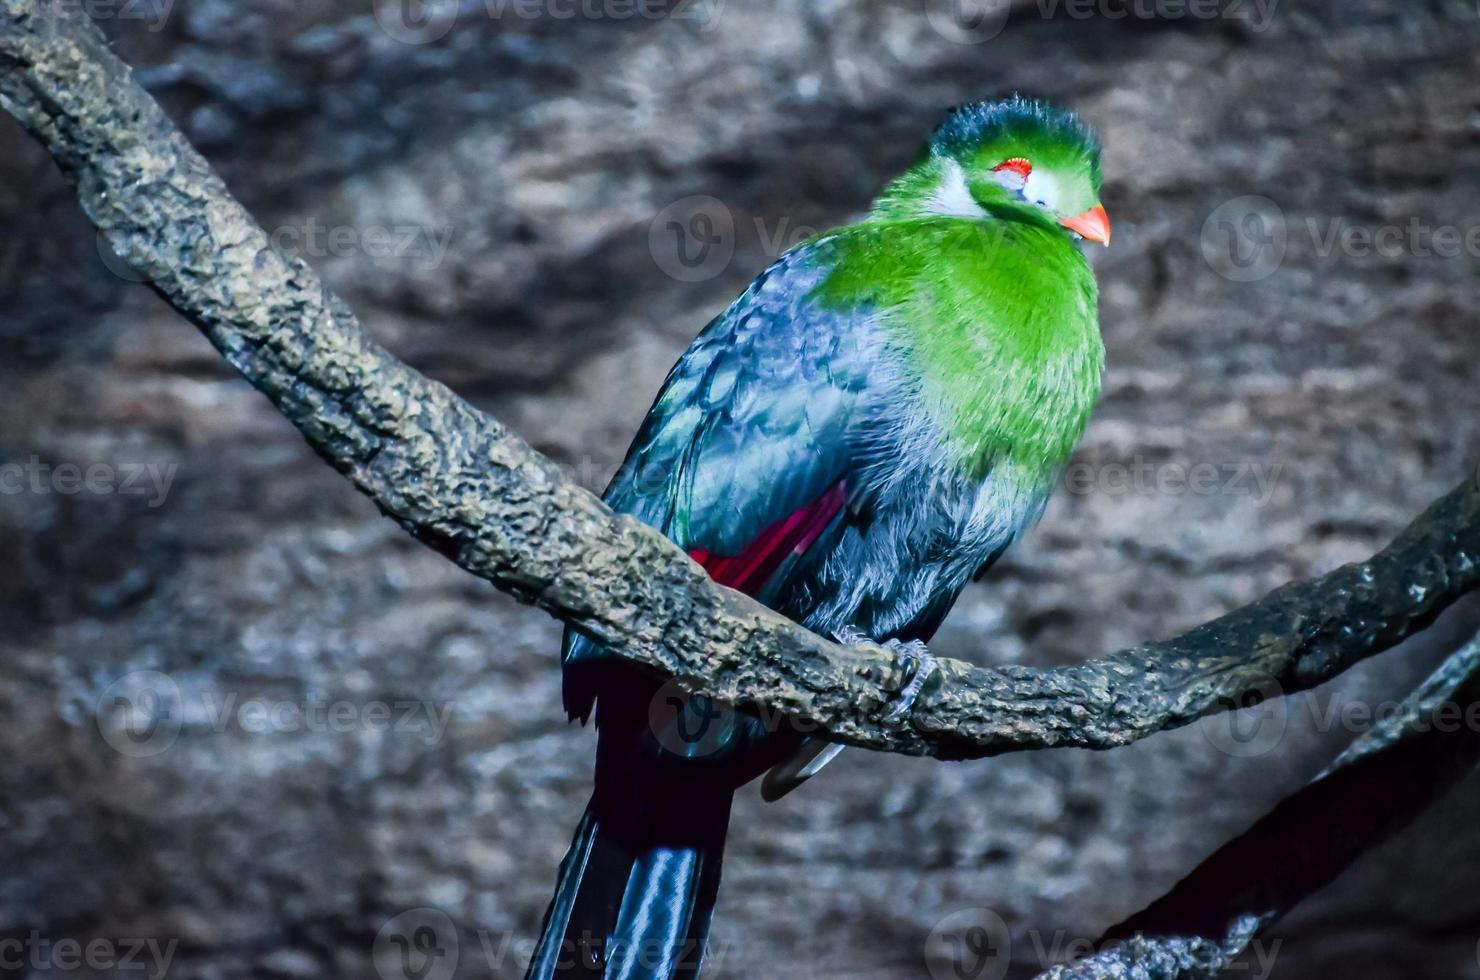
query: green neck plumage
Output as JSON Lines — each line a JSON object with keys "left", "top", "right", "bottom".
{"left": 869, "top": 157, "right": 950, "bottom": 220}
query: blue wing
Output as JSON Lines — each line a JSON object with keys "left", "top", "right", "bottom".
{"left": 563, "top": 237, "right": 880, "bottom": 721}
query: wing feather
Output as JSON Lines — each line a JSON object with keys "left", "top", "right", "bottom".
{"left": 563, "top": 238, "right": 877, "bottom": 720}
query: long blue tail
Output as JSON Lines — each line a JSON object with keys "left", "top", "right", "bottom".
{"left": 528, "top": 671, "right": 748, "bottom": 980}
{"left": 526, "top": 786, "right": 731, "bottom": 979}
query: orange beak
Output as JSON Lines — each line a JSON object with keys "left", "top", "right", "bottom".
{"left": 1060, "top": 204, "right": 1111, "bottom": 246}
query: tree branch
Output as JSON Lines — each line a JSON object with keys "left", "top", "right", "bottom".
{"left": 1037, "top": 628, "right": 1480, "bottom": 979}
{"left": 2, "top": 0, "right": 1478, "bottom": 759}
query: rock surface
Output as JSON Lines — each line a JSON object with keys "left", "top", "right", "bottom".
{"left": 1, "top": 1, "right": 1479, "bottom": 977}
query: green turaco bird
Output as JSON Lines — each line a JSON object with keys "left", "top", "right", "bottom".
{"left": 529, "top": 96, "right": 1109, "bottom": 979}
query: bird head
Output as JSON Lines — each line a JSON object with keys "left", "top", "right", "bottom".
{"left": 876, "top": 96, "right": 1109, "bottom": 246}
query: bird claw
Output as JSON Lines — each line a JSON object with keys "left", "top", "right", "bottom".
{"left": 833, "top": 628, "right": 937, "bottom": 726}
{"left": 880, "top": 639, "right": 935, "bottom": 725}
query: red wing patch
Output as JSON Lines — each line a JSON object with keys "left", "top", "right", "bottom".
{"left": 688, "top": 480, "right": 848, "bottom": 596}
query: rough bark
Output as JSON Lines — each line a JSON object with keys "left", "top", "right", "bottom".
{"left": 1039, "top": 629, "right": 1480, "bottom": 979}
{"left": 2, "top": 0, "right": 1479, "bottom": 764}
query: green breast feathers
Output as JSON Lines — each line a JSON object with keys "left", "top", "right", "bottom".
{"left": 812, "top": 216, "right": 1103, "bottom": 484}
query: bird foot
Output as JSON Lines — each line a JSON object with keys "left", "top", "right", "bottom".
{"left": 833, "top": 627, "right": 937, "bottom": 726}
{"left": 881, "top": 639, "right": 936, "bottom": 724}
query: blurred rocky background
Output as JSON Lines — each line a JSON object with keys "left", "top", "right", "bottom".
{"left": 2, "top": 0, "right": 1480, "bottom": 977}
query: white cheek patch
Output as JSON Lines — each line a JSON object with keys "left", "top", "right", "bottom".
{"left": 922, "top": 157, "right": 985, "bottom": 218}
{"left": 1022, "top": 170, "right": 1066, "bottom": 213}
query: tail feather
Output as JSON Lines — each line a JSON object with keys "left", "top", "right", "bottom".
{"left": 528, "top": 810, "right": 604, "bottom": 978}
{"left": 607, "top": 844, "right": 721, "bottom": 980}
{"left": 527, "top": 790, "right": 731, "bottom": 980}
{"left": 533, "top": 665, "right": 789, "bottom": 980}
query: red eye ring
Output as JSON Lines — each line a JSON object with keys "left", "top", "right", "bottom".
{"left": 992, "top": 157, "right": 1032, "bottom": 179}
